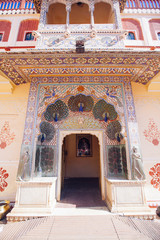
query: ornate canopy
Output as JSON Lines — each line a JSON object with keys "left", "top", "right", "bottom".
{"left": 0, "top": 51, "right": 159, "bottom": 86}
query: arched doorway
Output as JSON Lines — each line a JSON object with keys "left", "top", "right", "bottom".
{"left": 59, "top": 133, "right": 103, "bottom": 207}
{"left": 57, "top": 130, "right": 105, "bottom": 204}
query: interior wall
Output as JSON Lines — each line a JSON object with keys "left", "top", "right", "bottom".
{"left": 47, "top": 3, "right": 66, "bottom": 24}
{"left": 94, "top": 2, "right": 114, "bottom": 24}
{"left": 64, "top": 134, "right": 100, "bottom": 178}
{"left": 70, "top": 3, "right": 90, "bottom": 24}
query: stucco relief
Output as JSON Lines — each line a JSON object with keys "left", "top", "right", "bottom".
{"left": 0, "top": 121, "right": 15, "bottom": 149}
{"left": 0, "top": 167, "right": 9, "bottom": 192}
{"left": 143, "top": 119, "right": 160, "bottom": 146}
{"left": 149, "top": 163, "right": 160, "bottom": 191}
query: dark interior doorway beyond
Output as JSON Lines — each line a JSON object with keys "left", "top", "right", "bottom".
{"left": 57, "top": 178, "right": 106, "bottom": 208}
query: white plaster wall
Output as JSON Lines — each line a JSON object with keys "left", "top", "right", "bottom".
{"left": 0, "top": 83, "right": 30, "bottom": 201}
{"left": 132, "top": 82, "right": 160, "bottom": 204}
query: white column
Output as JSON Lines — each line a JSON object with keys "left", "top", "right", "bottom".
{"left": 140, "top": 17, "right": 153, "bottom": 46}
{"left": 38, "top": 0, "right": 48, "bottom": 29}
{"left": 89, "top": 3, "right": 95, "bottom": 29}
{"left": 124, "top": 136, "right": 132, "bottom": 180}
{"left": 8, "top": 16, "right": 22, "bottom": 46}
{"left": 113, "top": 0, "right": 122, "bottom": 29}
{"left": 66, "top": 3, "right": 71, "bottom": 29}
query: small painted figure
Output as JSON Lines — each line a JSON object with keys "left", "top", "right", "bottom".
{"left": 78, "top": 137, "right": 90, "bottom": 156}
{"left": 132, "top": 146, "right": 146, "bottom": 180}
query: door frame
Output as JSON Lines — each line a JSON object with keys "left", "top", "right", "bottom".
{"left": 57, "top": 129, "right": 105, "bottom": 201}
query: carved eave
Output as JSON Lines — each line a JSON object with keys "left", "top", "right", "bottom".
{"left": 119, "top": 0, "right": 127, "bottom": 12}
{"left": 33, "top": 0, "right": 42, "bottom": 13}
{"left": 0, "top": 51, "right": 159, "bottom": 86}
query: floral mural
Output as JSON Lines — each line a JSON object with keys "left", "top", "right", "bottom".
{"left": 0, "top": 121, "right": 15, "bottom": 149}
{"left": 149, "top": 163, "right": 160, "bottom": 191}
{"left": 143, "top": 119, "right": 160, "bottom": 146}
{"left": 0, "top": 167, "right": 9, "bottom": 192}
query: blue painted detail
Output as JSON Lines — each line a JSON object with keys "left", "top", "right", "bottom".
{"left": 79, "top": 103, "right": 83, "bottom": 112}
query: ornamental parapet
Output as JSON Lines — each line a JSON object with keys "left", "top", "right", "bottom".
{"left": 0, "top": 0, "right": 36, "bottom": 15}
{"left": 34, "top": 24, "right": 127, "bottom": 50}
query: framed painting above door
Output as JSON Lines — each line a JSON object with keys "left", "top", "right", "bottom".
{"left": 76, "top": 134, "right": 92, "bottom": 157}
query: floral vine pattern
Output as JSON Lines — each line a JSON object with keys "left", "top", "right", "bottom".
{"left": 0, "top": 167, "right": 9, "bottom": 192}
{"left": 149, "top": 163, "right": 160, "bottom": 191}
{"left": 0, "top": 121, "right": 15, "bottom": 149}
{"left": 143, "top": 119, "right": 160, "bottom": 146}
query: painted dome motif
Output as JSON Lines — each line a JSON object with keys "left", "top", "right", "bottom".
{"left": 38, "top": 121, "right": 55, "bottom": 142}
{"left": 68, "top": 94, "right": 94, "bottom": 112}
{"left": 93, "top": 99, "right": 117, "bottom": 121}
{"left": 44, "top": 100, "right": 69, "bottom": 122}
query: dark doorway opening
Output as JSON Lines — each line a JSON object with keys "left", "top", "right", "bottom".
{"left": 57, "top": 133, "right": 106, "bottom": 208}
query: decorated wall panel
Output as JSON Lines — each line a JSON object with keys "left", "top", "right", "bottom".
{"left": 19, "top": 76, "right": 140, "bottom": 182}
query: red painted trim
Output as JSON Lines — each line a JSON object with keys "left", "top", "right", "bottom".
{"left": 122, "top": 18, "right": 144, "bottom": 40}
{"left": 149, "top": 19, "right": 160, "bottom": 40}
{"left": 0, "top": 20, "right": 11, "bottom": 42}
{"left": 17, "top": 19, "right": 39, "bottom": 41}
{"left": 149, "top": 205, "right": 158, "bottom": 208}
{"left": 0, "top": 46, "right": 35, "bottom": 51}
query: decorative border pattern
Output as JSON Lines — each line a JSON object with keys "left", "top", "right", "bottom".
{"left": 0, "top": 52, "right": 160, "bottom": 85}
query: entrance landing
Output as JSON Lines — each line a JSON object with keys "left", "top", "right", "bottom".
{"left": 2, "top": 215, "right": 159, "bottom": 240}
{"left": 56, "top": 178, "right": 106, "bottom": 209}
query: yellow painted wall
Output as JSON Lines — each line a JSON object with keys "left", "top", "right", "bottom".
{"left": 64, "top": 134, "right": 100, "bottom": 178}
{"left": 132, "top": 82, "right": 160, "bottom": 202}
{"left": 0, "top": 83, "right": 30, "bottom": 201}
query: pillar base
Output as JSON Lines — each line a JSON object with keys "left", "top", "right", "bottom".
{"left": 105, "top": 178, "right": 155, "bottom": 219}
{"left": 7, "top": 177, "right": 57, "bottom": 222}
